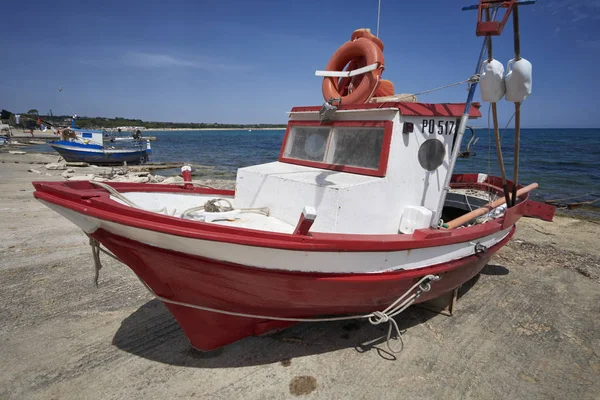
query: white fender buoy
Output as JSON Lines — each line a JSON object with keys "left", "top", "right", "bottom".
{"left": 505, "top": 58, "right": 532, "bottom": 102}
{"left": 480, "top": 59, "right": 506, "bottom": 103}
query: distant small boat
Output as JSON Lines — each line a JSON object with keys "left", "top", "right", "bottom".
{"left": 50, "top": 140, "right": 151, "bottom": 164}
{"left": 50, "top": 118, "right": 151, "bottom": 165}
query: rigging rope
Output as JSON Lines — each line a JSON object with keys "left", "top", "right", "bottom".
{"left": 87, "top": 236, "right": 440, "bottom": 354}
{"left": 376, "top": 0, "right": 382, "bottom": 37}
{"left": 383, "top": 75, "right": 480, "bottom": 104}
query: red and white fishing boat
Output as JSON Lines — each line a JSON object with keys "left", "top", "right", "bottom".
{"left": 33, "top": 1, "right": 551, "bottom": 351}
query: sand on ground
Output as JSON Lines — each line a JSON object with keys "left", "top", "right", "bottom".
{"left": 0, "top": 152, "right": 599, "bottom": 400}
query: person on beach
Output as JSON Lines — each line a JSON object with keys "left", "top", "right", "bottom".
{"left": 30, "top": 129, "right": 34, "bottom": 137}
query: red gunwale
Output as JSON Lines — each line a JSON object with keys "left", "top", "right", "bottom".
{"left": 32, "top": 174, "right": 529, "bottom": 253}
{"left": 290, "top": 102, "right": 482, "bottom": 118}
{"left": 278, "top": 120, "right": 393, "bottom": 177}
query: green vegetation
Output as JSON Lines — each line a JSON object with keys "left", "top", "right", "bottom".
{"left": 1, "top": 109, "right": 286, "bottom": 130}
{"left": 71, "top": 116, "right": 286, "bottom": 130}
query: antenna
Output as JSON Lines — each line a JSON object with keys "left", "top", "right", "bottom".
{"left": 376, "top": 0, "right": 382, "bottom": 37}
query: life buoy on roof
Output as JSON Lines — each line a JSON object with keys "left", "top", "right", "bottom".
{"left": 322, "top": 29, "right": 394, "bottom": 105}
{"left": 351, "top": 28, "right": 384, "bottom": 51}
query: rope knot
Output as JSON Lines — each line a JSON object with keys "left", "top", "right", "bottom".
{"left": 469, "top": 74, "right": 481, "bottom": 83}
{"left": 369, "top": 311, "right": 389, "bottom": 325}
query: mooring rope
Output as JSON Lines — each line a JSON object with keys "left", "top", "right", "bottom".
{"left": 87, "top": 236, "right": 440, "bottom": 354}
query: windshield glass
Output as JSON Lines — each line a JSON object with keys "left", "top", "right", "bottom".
{"left": 282, "top": 124, "right": 385, "bottom": 173}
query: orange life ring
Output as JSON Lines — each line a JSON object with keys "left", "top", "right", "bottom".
{"left": 351, "top": 28, "right": 384, "bottom": 51}
{"left": 322, "top": 38, "right": 384, "bottom": 105}
{"left": 337, "top": 57, "right": 366, "bottom": 98}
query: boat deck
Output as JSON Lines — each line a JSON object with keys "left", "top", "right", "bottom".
{"left": 112, "top": 192, "right": 295, "bottom": 233}
{"left": 112, "top": 187, "right": 504, "bottom": 235}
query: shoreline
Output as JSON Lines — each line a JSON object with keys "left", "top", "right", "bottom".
{"left": 4, "top": 149, "right": 599, "bottom": 218}
{"left": 2, "top": 146, "right": 599, "bottom": 220}
{"left": 4, "top": 127, "right": 285, "bottom": 138}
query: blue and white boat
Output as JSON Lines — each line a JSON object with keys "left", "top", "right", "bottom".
{"left": 50, "top": 119, "right": 151, "bottom": 165}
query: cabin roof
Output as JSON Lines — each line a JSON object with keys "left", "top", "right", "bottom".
{"left": 290, "top": 102, "right": 482, "bottom": 118}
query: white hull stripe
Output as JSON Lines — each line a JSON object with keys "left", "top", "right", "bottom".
{"left": 51, "top": 144, "right": 144, "bottom": 154}
{"left": 42, "top": 201, "right": 511, "bottom": 274}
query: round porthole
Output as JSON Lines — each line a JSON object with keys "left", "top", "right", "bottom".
{"left": 418, "top": 139, "right": 446, "bottom": 171}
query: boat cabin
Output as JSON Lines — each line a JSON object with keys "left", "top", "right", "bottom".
{"left": 74, "top": 129, "right": 104, "bottom": 147}
{"left": 235, "top": 102, "right": 481, "bottom": 234}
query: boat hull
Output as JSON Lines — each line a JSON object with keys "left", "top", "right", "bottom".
{"left": 32, "top": 175, "right": 528, "bottom": 351}
{"left": 50, "top": 143, "right": 148, "bottom": 165}
{"left": 91, "top": 226, "right": 513, "bottom": 351}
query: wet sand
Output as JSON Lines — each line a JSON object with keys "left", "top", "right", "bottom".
{"left": 0, "top": 151, "right": 599, "bottom": 399}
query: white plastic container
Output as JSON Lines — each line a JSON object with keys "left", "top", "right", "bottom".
{"left": 505, "top": 58, "right": 532, "bottom": 102}
{"left": 398, "top": 206, "right": 433, "bottom": 234}
{"left": 480, "top": 59, "right": 506, "bottom": 103}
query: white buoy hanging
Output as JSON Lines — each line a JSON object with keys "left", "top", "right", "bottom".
{"left": 480, "top": 58, "right": 506, "bottom": 103}
{"left": 505, "top": 57, "right": 532, "bottom": 102}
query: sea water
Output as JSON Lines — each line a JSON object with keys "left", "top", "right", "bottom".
{"left": 28, "top": 128, "right": 600, "bottom": 216}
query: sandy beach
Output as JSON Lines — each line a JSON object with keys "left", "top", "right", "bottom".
{"left": 0, "top": 149, "right": 599, "bottom": 399}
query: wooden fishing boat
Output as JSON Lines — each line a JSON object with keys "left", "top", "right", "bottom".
{"left": 49, "top": 117, "right": 151, "bottom": 165}
{"left": 50, "top": 140, "right": 151, "bottom": 165}
{"left": 33, "top": 0, "right": 547, "bottom": 352}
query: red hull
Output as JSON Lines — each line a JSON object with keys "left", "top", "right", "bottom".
{"left": 92, "top": 227, "right": 514, "bottom": 351}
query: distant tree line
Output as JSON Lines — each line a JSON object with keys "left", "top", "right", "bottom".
{"left": 0, "top": 109, "right": 286, "bottom": 130}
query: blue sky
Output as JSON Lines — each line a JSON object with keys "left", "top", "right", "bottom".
{"left": 1, "top": 0, "right": 598, "bottom": 127}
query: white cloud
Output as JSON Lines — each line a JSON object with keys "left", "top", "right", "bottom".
{"left": 121, "top": 52, "right": 248, "bottom": 71}
{"left": 545, "top": 0, "right": 600, "bottom": 22}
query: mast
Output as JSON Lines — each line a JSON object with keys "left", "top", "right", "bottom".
{"left": 511, "top": 5, "right": 521, "bottom": 206}
{"left": 486, "top": 7, "right": 512, "bottom": 206}
{"left": 431, "top": 8, "right": 497, "bottom": 227}
{"left": 432, "top": 0, "right": 535, "bottom": 227}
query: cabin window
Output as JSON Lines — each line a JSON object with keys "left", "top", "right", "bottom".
{"left": 328, "top": 126, "right": 384, "bottom": 169}
{"left": 284, "top": 126, "right": 330, "bottom": 161}
{"left": 280, "top": 121, "right": 392, "bottom": 177}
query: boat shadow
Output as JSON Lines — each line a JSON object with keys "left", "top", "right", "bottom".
{"left": 112, "top": 268, "right": 506, "bottom": 367}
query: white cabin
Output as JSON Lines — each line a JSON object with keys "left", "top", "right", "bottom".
{"left": 235, "top": 102, "right": 481, "bottom": 234}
